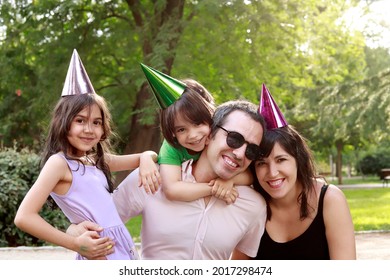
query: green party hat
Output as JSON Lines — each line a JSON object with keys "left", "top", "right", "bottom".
{"left": 140, "top": 63, "right": 186, "bottom": 108}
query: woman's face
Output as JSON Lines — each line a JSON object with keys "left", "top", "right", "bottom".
{"left": 255, "top": 142, "right": 298, "bottom": 200}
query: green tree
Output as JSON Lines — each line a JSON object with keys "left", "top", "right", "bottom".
{"left": 304, "top": 67, "right": 390, "bottom": 184}
{"left": 1, "top": 0, "right": 370, "bottom": 184}
{"left": 365, "top": 46, "right": 390, "bottom": 77}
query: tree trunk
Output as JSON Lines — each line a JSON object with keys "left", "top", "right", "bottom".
{"left": 335, "top": 140, "right": 343, "bottom": 185}
{"left": 116, "top": 0, "right": 186, "bottom": 186}
{"left": 114, "top": 83, "right": 162, "bottom": 186}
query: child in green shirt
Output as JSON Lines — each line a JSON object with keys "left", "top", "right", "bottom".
{"left": 140, "top": 65, "right": 253, "bottom": 203}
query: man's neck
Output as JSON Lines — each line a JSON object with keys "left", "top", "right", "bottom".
{"left": 191, "top": 152, "right": 217, "bottom": 183}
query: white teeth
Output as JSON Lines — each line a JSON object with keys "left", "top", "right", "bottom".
{"left": 188, "top": 138, "right": 201, "bottom": 145}
{"left": 269, "top": 179, "right": 283, "bottom": 186}
{"left": 224, "top": 156, "right": 238, "bottom": 168}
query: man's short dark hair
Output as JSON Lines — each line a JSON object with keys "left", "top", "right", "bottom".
{"left": 210, "top": 100, "right": 266, "bottom": 143}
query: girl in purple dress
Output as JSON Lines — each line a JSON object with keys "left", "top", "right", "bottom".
{"left": 14, "top": 50, "right": 159, "bottom": 260}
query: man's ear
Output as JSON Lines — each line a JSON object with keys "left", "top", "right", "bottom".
{"left": 205, "top": 134, "right": 211, "bottom": 145}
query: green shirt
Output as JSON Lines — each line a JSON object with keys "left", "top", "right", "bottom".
{"left": 158, "top": 139, "right": 201, "bottom": 166}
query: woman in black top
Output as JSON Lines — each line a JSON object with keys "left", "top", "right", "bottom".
{"left": 252, "top": 85, "right": 356, "bottom": 260}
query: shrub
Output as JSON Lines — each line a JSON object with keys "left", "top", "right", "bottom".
{"left": 0, "top": 147, "right": 69, "bottom": 247}
{"left": 356, "top": 153, "right": 390, "bottom": 176}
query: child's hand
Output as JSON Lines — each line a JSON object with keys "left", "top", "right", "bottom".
{"left": 210, "top": 178, "right": 233, "bottom": 198}
{"left": 209, "top": 178, "right": 237, "bottom": 204}
{"left": 223, "top": 187, "right": 239, "bottom": 205}
{"left": 76, "top": 230, "right": 115, "bottom": 259}
{"left": 70, "top": 221, "right": 115, "bottom": 259}
{"left": 139, "top": 168, "right": 161, "bottom": 194}
{"left": 139, "top": 151, "right": 161, "bottom": 194}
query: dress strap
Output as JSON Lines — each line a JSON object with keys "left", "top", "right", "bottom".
{"left": 55, "top": 152, "right": 85, "bottom": 173}
{"left": 318, "top": 184, "right": 329, "bottom": 214}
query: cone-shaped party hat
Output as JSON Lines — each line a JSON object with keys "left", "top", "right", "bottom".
{"left": 61, "top": 49, "right": 96, "bottom": 96}
{"left": 259, "top": 83, "right": 288, "bottom": 129}
{"left": 140, "top": 63, "right": 186, "bottom": 109}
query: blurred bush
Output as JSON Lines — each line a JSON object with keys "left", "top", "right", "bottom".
{"left": 356, "top": 153, "right": 390, "bottom": 176}
{"left": 0, "top": 147, "right": 68, "bottom": 247}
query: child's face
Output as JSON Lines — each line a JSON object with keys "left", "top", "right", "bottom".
{"left": 67, "top": 104, "right": 104, "bottom": 156}
{"left": 173, "top": 114, "right": 211, "bottom": 153}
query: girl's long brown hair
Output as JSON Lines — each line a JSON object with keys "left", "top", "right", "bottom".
{"left": 41, "top": 94, "right": 115, "bottom": 192}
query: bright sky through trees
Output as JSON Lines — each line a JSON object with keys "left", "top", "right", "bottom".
{"left": 344, "top": 0, "right": 390, "bottom": 48}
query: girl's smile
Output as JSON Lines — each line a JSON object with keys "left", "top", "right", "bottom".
{"left": 67, "top": 104, "right": 104, "bottom": 156}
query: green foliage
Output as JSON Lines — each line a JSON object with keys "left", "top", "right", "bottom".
{"left": 1, "top": 0, "right": 389, "bottom": 170}
{"left": 356, "top": 153, "right": 390, "bottom": 175}
{"left": 365, "top": 47, "right": 390, "bottom": 77}
{"left": 0, "top": 0, "right": 369, "bottom": 148}
{"left": 0, "top": 0, "right": 137, "bottom": 150}
{"left": 0, "top": 147, "right": 69, "bottom": 247}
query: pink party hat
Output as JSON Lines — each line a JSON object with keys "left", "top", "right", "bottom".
{"left": 259, "top": 83, "right": 288, "bottom": 129}
{"left": 61, "top": 49, "right": 96, "bottom": 96}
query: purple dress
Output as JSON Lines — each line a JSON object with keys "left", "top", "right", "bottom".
{"left": 50, "top": 153, "right": 139, "bottom": 260}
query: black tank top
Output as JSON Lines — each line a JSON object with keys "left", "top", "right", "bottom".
{"left": 254, "top": 185, "right": 330, "bottom": 260}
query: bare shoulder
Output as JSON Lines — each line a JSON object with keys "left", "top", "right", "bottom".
{"left": 32, "top": 153, "right": 70, "bottom": 193}
{"left": 46, "top": 153, "right": 67, "bottom": 167}
{"left": 313, "top": 178, "right": 342, "bottom": 194}
{"left": 324, "top": 183, "right": 346, "bottom": 199}
{"left": 321, "top": 183, "right": 350, "bottom": 212}
{"left": 42, "top": 153, "right": 68, "bottom": 176}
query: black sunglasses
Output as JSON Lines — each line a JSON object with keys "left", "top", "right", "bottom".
{"left": 216, "top": 125, "right": 261, "bottom": 161}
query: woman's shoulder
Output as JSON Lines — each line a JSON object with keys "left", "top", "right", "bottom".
{"left": 313, "top": 179, "right": 342, "bottom": 194}
{"left": 324, "top": 183, "right": 345, "bottom": 197}
{"left": 321, "top": 182, "right": 354, "bottom": 236}
{"left": 316, "top": 181, "right": 349, "bottom": 211}
{"left": 312, "top": 179, "right": 347, "bottom": 204}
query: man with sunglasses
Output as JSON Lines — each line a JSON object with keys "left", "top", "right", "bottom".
{"left": 71, "top": 100, "right": 267, "bottom": 260}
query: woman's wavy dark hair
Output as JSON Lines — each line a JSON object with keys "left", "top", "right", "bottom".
{"left": 250, "top": 125, "right": 319, "bottom": 220}
{"left": 41, "top": 94, "right": 115, "bottom": 193}
{"left": 160, "top": 79, "right": 215, "bottom": 148}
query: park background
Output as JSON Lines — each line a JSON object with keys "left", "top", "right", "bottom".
{"left": 0, "top": 0, "right": 389, "bottom": 249}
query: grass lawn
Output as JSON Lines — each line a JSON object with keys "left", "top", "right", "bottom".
{"left": 125, "top": 182, "right": 390, "bottom": 239}
{"left": 126, "top": 215, "right": 142, "bottom": 243}
{"left": 343, "top": 188, "right": 390, "bottom": 232}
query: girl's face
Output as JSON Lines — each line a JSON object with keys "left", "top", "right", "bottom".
{"left": 173, "top": 114, "right": 211, "bottom": 153}
{"left": 67, "top": 104, "right": 104, "bottom": 157}
{"left": 254, "top": 142, "right": 298, "bottom": 200}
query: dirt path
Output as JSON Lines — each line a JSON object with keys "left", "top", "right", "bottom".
{"left": 1, "top": 232, "right": 389, "bottom": 260}
{"left": 355, "top": 231, "right": 390, "bottom": 259}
